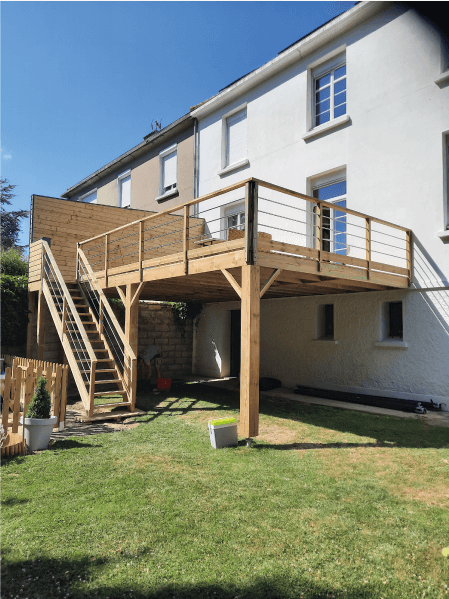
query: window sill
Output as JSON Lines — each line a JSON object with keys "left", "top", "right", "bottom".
{"left": 437, "top": 230, "right": 449, "bottom": 243}
{"left": 302, "top": 114, "right": 350, "bottom": 141}
{"left": 156, "top": 188, "right": 179, "bottom": 203}
{"left": 435, "top": 70, "right": 449, "bottom": 86}
{"left": 313, "top": 338, "right": 339, "bottom": 345}
{"left": 374, "top": 340, "right": 408, "bottom": 349}
{"left": 218, "top": 159, "right": 249, "bottom": 177}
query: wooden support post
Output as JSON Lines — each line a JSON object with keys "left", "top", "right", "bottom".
{"left": 244, "top": 180, "right": 258, "bottom": 265}
{"left": 365, "top": 217, "right": 371, "bottom": 280}
{"left": 183, "top": 205, "right": 189, "bottom": 275}
{"left": 37, "top": 290, "right": 46, "bottom": 361}
{"left": 125, "top": 283, "right": 140, "bottom": 411}
{"left": 26, "top": 292, "right": 36, "bottom": 358}
{"left": 240, "top": 264, "right": 260, "bottom": 438}
{"left": 104, "top": 234, "right": 109, "bottom": 288}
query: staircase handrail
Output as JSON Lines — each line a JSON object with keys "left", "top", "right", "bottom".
{"left": 76, "top": 246, "right": 137, "bottom": 362}
{"left": 41, "top": 240, "right": 97, "bottom": 365}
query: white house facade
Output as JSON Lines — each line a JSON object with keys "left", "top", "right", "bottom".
{"left": 191, "top": 1, "right": 449, "bottom": 407}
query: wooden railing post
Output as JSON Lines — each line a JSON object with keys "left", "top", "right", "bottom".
{"left": 89, "top": 360, "right": 97, "bottom": 417}
{"left": 316, "top": 202, "right": 322, "bottom": 271}
{"left": 366, "top": 217, "right": 371, "bottom": 280}
{"left": 183, "top": 205, "right": 189, "bottom": 274}
{"left": 139, "top": 221, "right": 144, "bottom": 282}
{"left": 104, "top": 234, "right": 109, "bottom": 288}
{"left": 244, "top": 180, "right": 258, "bottom": 265}
{"left": 62, "top": 297, "right": 67, "bottom": 335}
{"left": 406, "top": 230, "right": 412, "bottom": 284}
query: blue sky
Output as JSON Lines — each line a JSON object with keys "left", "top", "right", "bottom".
{"left": 2, "top": 1, "right": 356, "bottom": 249}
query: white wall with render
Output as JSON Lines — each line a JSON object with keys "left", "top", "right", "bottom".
{"left": 192, "top": 3, "right": 449, "bottom": 404}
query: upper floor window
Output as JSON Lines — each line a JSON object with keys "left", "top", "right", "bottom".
{"left": 314, "top": 63, "right": 346, "bottom": 127}
{"left": 79, "top": 189, "right": 97, "bottom": 204}
{"left": 225, "top": 108, "right": 247, "bottom": 167}
{"left": 158, "top": 145, "right": 178, "bottom": 199}
{"left": 118, "top": 171, "right": 131, "bottom": 208}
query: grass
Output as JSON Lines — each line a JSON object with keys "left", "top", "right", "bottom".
{"left": 2, "top": 383, "right": 449, "bottom": 599}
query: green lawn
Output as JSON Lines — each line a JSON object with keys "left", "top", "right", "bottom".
{"left": 2, "top": 384, "right": 449, "bottom": 599}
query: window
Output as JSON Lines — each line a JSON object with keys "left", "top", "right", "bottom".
{"left": 384, "top": 301, "right": 403, "bottom": 340}
{"left": 158, "top": 145, "right": 178, "bottom": 199}
{"left": 317, "top": 304, "right": 334, "bottom": 340}
{"left": 225, "top": 108, "right": 247, "bottom": 167}
{"left": 314, "top": 63, "right": 346, "bottom": 127}
{"left": 79, "top": 189, "right": 97, "bottom": 204}
{"left": 118, "top": 171, "right": 131, "bottom": 208}
{"left": 224, "top": 203, "right": 245, "bottom": 240}
{"left": 313, "top": 178, "right": 347, "bottom": 255}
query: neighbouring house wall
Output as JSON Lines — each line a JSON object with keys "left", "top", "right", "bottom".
{"left": 68, "top": 126, "right": 194, "bottom": 213}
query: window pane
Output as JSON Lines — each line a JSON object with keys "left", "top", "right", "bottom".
{"left": 316, "top": 87, "right": 330, "bottom": 103}
{"left": 334, "top": 199, "right": 347, "bottom": 255}
{"left": 163, "top": 151, "right": 177, "bottom": 188}
{"left": 82, "top": 191, "right": 97, "bottom": 203}
{"left": 334, "top": 103, "right": 346, "bottom": 118}
{"left": 334, "top": 79, "right": 346, "bottom": 95}
{"left": 314, "top": 180, "right": 346, "bottom": 201}
{"left": 334, "top": 91, "right": 346, "bottom": 107}
{"left": 316, "top": 98, "right": 330, "bottom": 115}
{"left": 120, "top": 176, "right": 131, "bottom": 208}
{"left": 389, "top": 302, "right": 403, "bottom": 338}
{"left": 334, "top": 65, "right": 346, "bottom": 80}
{"left": 315, "top": 73, "right": 331, "bottom": 89}
{"left": 324, "top": 304, "right": 334, "bottom": 338}
{"left": 316, "top": 111, "right": 330, "bottom": 126}
{"left": 227, "top": 109, "right": 247, "bottom": 166}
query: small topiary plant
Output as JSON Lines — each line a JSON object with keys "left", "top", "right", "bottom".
{"left": 26, "top": 377, "right": 52, "bottom": 419}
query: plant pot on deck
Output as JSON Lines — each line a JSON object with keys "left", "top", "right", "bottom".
{"left": 20, "top": 416, "right": 58, "bottom": 451}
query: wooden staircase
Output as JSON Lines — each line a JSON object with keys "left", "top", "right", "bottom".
{"left": 39, "top": 239, "right": 136, "bottom": 418}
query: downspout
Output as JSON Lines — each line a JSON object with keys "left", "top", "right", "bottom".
{"left": 193, "top": 118, "right": 199, "bottom": 216}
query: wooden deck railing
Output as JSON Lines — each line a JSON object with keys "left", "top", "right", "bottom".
{"left": 73, "top": 179, "right": 412, "bottom": 287}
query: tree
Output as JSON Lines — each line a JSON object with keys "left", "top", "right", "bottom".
{"left": 0, "top": 248, "right": 29, "bottom": 347}
{"left": 1, "top": 179, "right": 29, "bottom": 251}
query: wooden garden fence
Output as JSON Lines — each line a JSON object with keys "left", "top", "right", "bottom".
{"left": 1, "top": 356, "right": 69, "bottom": 457}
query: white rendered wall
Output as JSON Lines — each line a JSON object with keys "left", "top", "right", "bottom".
{"left": 193, "top": 4, "right": 449, "bottom": 403}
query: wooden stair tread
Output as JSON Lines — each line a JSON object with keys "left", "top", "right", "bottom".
{"left": 94, "top": 390, "right": 127, "bottom": 397}
{"left": 95, "top": 379, "right": 122, "bottom": 385}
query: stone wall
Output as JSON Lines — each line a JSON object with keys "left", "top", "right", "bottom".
{"left": 137, "top": 302, "right": 193, "bottom": 380}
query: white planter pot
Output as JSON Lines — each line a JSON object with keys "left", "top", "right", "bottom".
{"left": 20, "top": 416, "right": 58, "bottom": 451}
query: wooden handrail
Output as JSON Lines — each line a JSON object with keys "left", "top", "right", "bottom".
{"left": 77, "top": 246, "right": 137, "bottom": 362}
{"left": 41, "top": 240, "right": 97, "bottom": 365}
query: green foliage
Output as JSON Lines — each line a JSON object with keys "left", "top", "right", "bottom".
{"left": 0, "top": 179, "right": 28, "bottom": 251}
{"left": 168, "top": 301, "right": 203, "bottom": 335}
{"left": 26, "top": 377, "right": 51, "bottom": 419}
{"left": 1, "top": 247, "right": 28, "bottom": 276}
{"left": 0, "top": 272, "right": 29, "bottom": 346}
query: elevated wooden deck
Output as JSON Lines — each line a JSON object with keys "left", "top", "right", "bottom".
{"left": 28, "top": 179, "right": 411, "bottom": 437}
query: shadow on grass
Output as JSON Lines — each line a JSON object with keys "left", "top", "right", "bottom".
{"left": 2, "top": 554, "right": 380, "bottom": 599}
{"left": 1, "top": 497, "right": 29, "bottom": 507}
{"left": 136, "top": 383, "right": 449, "bottom": 450}
{"left": 50, "top": 439, "right": 104, "bottom": 450}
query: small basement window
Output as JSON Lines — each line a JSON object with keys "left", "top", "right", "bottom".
{"left": 317, "top": 304, "right": 334, "bottom": 340}
{"left": 387, "top": 301, "right": 403, "bottom": 339}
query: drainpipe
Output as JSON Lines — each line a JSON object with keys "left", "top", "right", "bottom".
{"left": 193, "top": 118, "right": 199, "bottom": 216}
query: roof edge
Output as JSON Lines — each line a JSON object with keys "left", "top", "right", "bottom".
{"left": 191, "top": 1, "right": 390, "bottom": 119}
{"left": 62, "top": 113, "right": 193, "bottom": 198}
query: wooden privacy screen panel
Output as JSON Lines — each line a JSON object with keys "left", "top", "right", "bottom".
{"left": 30, "top": 196, "right": 156, "bottom": 282}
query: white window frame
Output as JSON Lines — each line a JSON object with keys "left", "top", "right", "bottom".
{"left": 117, "top": 170, "right": 131, "bottom": 208}
{"left": 219, "top": 104, "right": 249, "bottom": 176}
{"left": 374, "top": 300, "right": 408, "bottom": 349}
{"left": 313, "top": 59, "right": 346, "bottom": 128}
{"left": 303, "top": 47, "right": 349, "bottom": 140}
{"left": 157, "top": 144, "right": 178, "bottom": 201}
{"left": 306, "top": 167, "right": 347, "bottom": 252}
{"left": 79, "top": 189, "right": 97, "bottom": 204}
{"left": 222, "top": 201, "right": 245, "bottom": 240}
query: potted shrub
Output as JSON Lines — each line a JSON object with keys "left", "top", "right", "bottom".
{"left": 20, "top": 377, "right": 57, "bottom": 451}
